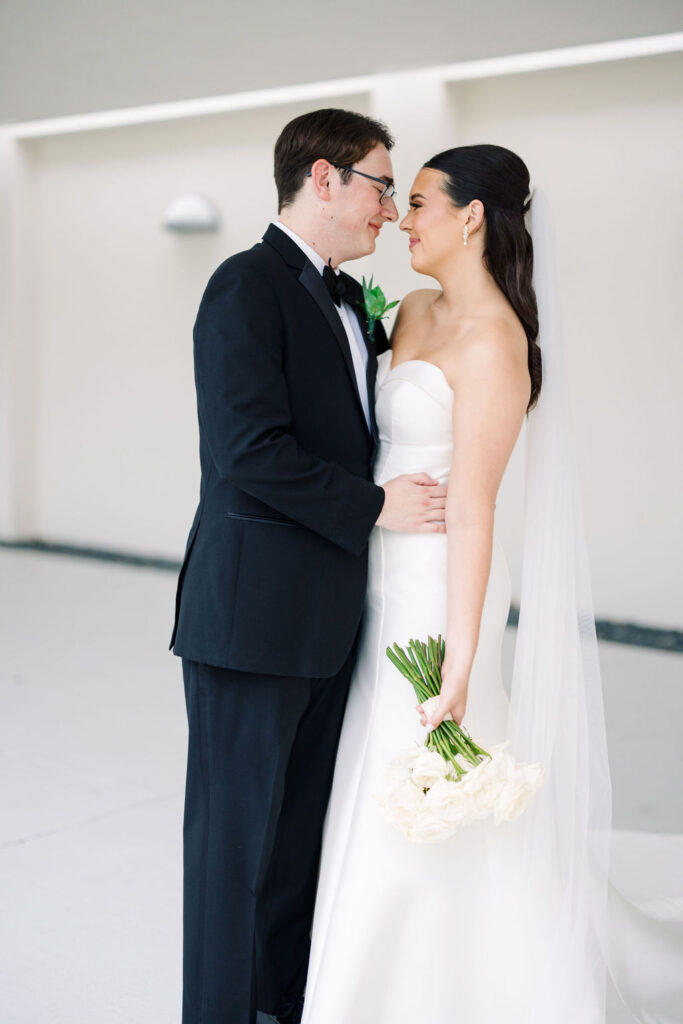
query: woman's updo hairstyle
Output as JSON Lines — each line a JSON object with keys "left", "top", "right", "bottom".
{"left": 423, "top": 144, "right": 541, "bottom": 411}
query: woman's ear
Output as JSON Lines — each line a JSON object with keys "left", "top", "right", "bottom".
{"left": 467, "top": 199, "right": 485, "bottom": 233}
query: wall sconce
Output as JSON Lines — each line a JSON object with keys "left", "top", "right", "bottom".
{"left": 163, "top": 193, "right": 220, "bottom": 233}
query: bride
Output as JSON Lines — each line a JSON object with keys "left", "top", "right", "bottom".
{"left": 301, "top": 144, "right": 612, "bottom": 1024}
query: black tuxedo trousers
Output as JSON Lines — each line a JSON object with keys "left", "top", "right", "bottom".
{"left": 182, "top": 650, "right": 356, "bottom": 1024}
{"left": 173, "top": 226, "right": 389, "bottom": 1023}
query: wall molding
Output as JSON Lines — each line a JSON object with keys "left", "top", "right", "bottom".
{"left": 3, "top": 33, "right": 682, "bottom": 139}
{"left": 2, "top": 538, "right": 681, "bottom": 653}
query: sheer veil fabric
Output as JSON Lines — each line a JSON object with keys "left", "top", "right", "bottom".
{"left": 482, "top": 188, "right": 612, "bottom": 1022}
{"left": 487, "top": 190, "right": 682, "bottom": 1024}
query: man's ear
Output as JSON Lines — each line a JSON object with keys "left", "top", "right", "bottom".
{"left": 309, "top": 159, "right": 334, "bottom": 201}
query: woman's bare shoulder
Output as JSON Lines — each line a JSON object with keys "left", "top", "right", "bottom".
{"left": 391, "top": 289, "right": 440, "bottom": 346}
{"left": 397, "top": 289, "right": 441, "bottom": 317}
{"left": 462, "top": 315, "right": 528, "bottom": 362}
{"left": 450, "top": 316, "right": 530, "bottom": 399}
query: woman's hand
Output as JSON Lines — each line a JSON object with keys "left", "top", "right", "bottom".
{"left": 416, "top": 662, "right": 469, "bottom": 729}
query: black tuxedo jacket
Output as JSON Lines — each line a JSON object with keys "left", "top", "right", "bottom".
{"left": 170, "top": 224, "right": 388, "bottom": 677}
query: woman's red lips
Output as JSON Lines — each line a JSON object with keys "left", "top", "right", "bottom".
{"left": 409, "top": 237, "right": 420, "bottom": 248}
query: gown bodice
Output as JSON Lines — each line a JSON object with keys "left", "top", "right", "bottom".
{"left": 373, "top": 352, "right": 454, "bottom": 487}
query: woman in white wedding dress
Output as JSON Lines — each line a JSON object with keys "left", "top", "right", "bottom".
{"left": 301, "top": 145, "right": 683, "bottom": 1024}
{"left": 301, "top": 145, "right": 558, "bottom": 1024}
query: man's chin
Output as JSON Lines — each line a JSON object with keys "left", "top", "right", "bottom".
{"left": 343, "top": 239, "right": 375, "bottom": 263}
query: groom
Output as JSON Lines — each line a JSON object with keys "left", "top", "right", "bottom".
{"left": 170, "top": 108, "right": 446, "bottom": 1024}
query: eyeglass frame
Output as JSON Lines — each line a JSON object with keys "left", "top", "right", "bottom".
{"left": 306, "top": 163, "right": 397, "bottom": 204}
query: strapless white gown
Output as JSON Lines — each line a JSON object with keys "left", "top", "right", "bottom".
{"left": 301, "top": 352, "right": 683, "bottom": 1024}
{"left": 301, "top": 353, "right": 514, "bottom": 1024}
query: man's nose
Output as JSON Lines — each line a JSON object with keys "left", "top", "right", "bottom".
{"left": 381, "top": 196, "right": 399, "bottom": 222}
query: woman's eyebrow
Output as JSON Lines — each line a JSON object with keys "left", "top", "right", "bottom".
{"left": 409, "top": 192, "right": 426, "bottom": 201}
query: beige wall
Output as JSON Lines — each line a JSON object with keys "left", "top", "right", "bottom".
{"left": 453, "top": 53, "right": 683, "bottom": 629}
{"left": 14, "top": 95, "right": 369, "bottom": 558}
{"left": 2, "top": 54, "right": 681, "bottom": 627}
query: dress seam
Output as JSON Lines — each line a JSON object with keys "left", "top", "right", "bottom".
{"left": 302, "top": 527, "right": 386, "bottom": 1015}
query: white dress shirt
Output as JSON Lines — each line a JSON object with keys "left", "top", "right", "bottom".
{"left": 272, "top": 221, "right": 371, "bottom": 431}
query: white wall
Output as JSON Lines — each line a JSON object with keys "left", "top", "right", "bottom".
{"left": 453, "top": 52, "right": 683, "bottom": 629}
{"left": 18, "top": 95, "right": 369, "bottom": 558}
{"left": 361, "top": 53, "right": 683, "bottom": 627}
{"left": 2, "top": 54, "right": 682, "bottom": 628}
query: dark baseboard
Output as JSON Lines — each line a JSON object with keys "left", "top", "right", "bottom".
{"left": 505, "top": 605, "right": 682, "bottom": 653}
{"left": 0, "top": 537, "right": 181, "bottom": 573}
{"left": 1, "top": 538, "right": 681, "bottom": 653}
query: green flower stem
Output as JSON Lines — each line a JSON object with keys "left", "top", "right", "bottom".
{"left": 443, "top": 720, "right": 490, "bottom": 759}
{"left": 412, "top": 641, "right": 441, "bottom": 694}
{"left": 428, "top": 728, "right": 465, "bottom": 777}
{"left": 386, "top": 636, "right": 493, "bottom": 771}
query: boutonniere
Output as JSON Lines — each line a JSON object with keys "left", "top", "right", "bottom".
{"left": 360, "top": 276, "right": 399, "bottom": 342}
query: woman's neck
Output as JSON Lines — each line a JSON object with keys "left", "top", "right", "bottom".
{"left": 431, "top": 254, "right": 502, "bottom": 321}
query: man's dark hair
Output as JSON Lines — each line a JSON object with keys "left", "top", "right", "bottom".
{"left": 274, "top": 108, "right": 394, "bottom": 211}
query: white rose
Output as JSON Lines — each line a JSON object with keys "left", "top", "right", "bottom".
{"left": 396, "top": 745, "right": 423, "bottom": 771}
{"left": 424, "top": 777, "right": 475, "bottom": 826}
{"left": 493, "top": 762, "right": 544, "bottom": 824}
{"left": 491, "top": 747, "right": 517, "bottom": 778}
{"left": 410, "top": 748, "right": 449, "bottom": 789}
{"left": 459, "top": 756, "right": 504, "bottom": 818}
{"left": 383, "top": 746, "right": 425, "bottom": 790}
{"left": 385, "top": 760, "right": 411, "bottom": 788}
{"left": 375, "top": 773, "right": 426, "bottom": 837}
{"left": 407, "top": 806, "right": 456, "bottom": 843}
{"left": 518, "top": 762, "right": 544, "bottom": 790}
{"left": 392, "top": 777, "right": 425, "bottom": 812}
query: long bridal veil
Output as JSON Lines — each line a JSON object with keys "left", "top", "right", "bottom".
{"left": 485, "top": 189, "right": 682, "bottom": 1024}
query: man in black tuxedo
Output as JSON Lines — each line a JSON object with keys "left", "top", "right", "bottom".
{"left": 170, "top": 108, "right": 446, "bottom": 1024}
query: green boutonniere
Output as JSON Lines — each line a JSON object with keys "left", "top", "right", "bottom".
{"left": 360, "top": 275, "right": 399, "bottom": 342}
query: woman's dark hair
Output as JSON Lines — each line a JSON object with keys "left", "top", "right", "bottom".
{"left": 274, "top": 108, "right": 394, "bottom": 212}
{"left": 424, "top": 144, "right": 541, "bottom": 411}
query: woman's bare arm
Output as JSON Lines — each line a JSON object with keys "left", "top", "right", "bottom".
{"left": 422, "top": 323, "right": 530, "bottom": 728}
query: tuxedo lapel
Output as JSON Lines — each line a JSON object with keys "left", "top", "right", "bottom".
{"left": 298, "top": 262, "right": 359, "bottom": 390}
{"left": 263, "top": 225, "right": 371, "bottom": 436}
{"left": 366, "top": 352, "right": 380, "bottom": 445}
{"left": 340, "top": 273, "right": 381, "bottom": 445}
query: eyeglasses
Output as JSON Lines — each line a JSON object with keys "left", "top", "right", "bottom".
{"left": 335, "top": 166, "right": 397, "bottom": 204}
{"left": 307, "top": 164, "right": 397, "bottom": 204}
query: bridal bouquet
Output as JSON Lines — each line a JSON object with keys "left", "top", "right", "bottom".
{"left": 376, "top": 636, "right": 544, "bottom": 843}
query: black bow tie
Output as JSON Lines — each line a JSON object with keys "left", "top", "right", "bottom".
{"left": 322, "top": 263, "right": 353, "bottom": 307}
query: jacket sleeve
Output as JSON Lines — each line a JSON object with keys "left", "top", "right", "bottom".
{"left": 193, "top": 259, "right": 385, "bottom": 557}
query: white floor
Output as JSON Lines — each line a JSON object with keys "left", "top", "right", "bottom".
{"left": 1, "top": 549, "right": 680, "bottom": 1023}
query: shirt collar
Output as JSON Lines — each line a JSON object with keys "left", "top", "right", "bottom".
{"left": 272, "top": 220, "right": 338, "bottom": 277}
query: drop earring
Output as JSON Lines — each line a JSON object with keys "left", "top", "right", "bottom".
{"left": 463, "top": 224, "right": 469, "bottom": 247}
